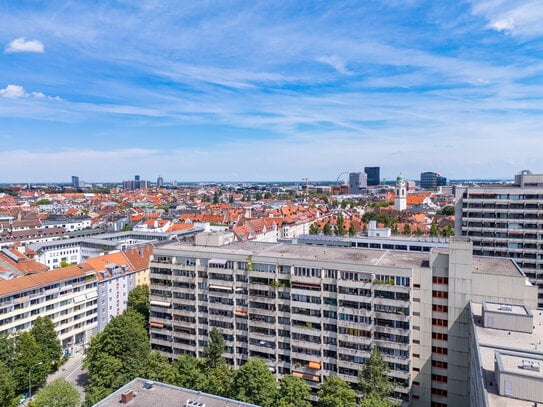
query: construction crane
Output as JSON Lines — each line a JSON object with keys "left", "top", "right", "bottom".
{"left": 302, "top": 178, "right": 309, "bottom": 196}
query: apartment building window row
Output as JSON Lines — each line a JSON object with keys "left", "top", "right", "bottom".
{"left": 432, "top": 332, "right": 448, "bottom": 341}
{"left": 432, "top": 290, "right": 448, "bottom": 299}
{"left": 432, "top": 318, "right": 448, "bottom": 327}
{"left": 432, "top": 304, "right": 448, "bottom": 313}
{"left": 432, "top": 374, "right": 448, "bottom": 383}
{"left": 432, "top": 346, "right": 448, "bottom": 355}
{"left": 431, "top": 388, "right": 447, "bottom": 397}
{"left": 432, "top": 276, "right": 448, "bottom": 285}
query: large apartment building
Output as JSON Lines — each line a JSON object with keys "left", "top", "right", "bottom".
{"left": 148, "top": 235, "right": 536, "bottom": 406}
{"left": 455, "top": 170, "right": 543, "bottom": 306}
{"left": 0, "top": 264, "right": 98, "bottom": 348}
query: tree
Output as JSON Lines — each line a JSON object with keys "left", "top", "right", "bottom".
{"left": 31, "top": 316, "right": 62, "bottom": 368}
{"left": 415, "top": 227, "right": 423, "bottom": 236}
{"left": 141, "top": 351, "right": 176, "bottom": 384}
{"left": 229, "top": 195, "right": 235, "bottom": 204}
{"left": 84, "top": 354, "right": 124, "bottom": 406}
{"left": 213, "top": 192, "right": 219, "bottom": 204}
{"left": 204, "top": 328, "right": 226, "bottom": 370}
{"left": 13, "top": 332, "right": 49, "bottom": 394}
{"left": 127, "top": 284, "right": 149, "bottom": 323}
{"left": 255, "top": 192, "right": 263, "bottom": 201}
{"left": 358, "top": 348, "right": 393, "bottom": 401}
{"left": 309, "top": 223, "right": 320, "bottom": 235}
{"left": 172, "top": 355, "right": 208, "bottom": 391}
{"left": 359, "top": 393, "right": 393, "bottom": 407}
{"left": 0, "top": 334, "right": 16, "bottom": 369}
{"left": 36, "top": 199, "right": 51, "bottom": 206}
{"left": 205, "top": 363, "right": 233, "bottom": 398}
{"left": 403, "top": 224, "right": 411, "bottom": 235}
{"left": 0, "top": 360, "right": 16, "bottom": 407}
{"left": 84, "top": 309, "right": 150, "bottom": 405}
{"left": 336, "top": 214, "right": 346, "bottom": 236}
{"left": 429, "top": 223, "right": 439, "bottom": 236}
{"left": 443, "top": 224, "right": 454, "bottom": 237}
{"left": 264, "top": 192, "right": 273, "bottom": 199}
{"left": 32, "top": 378, "right": 79, "bottom": 407}
{"left": 323, "top": 221, "right": 332, "bottom": 236}
{"left": 232, "top": 359, "right": 278, "bottom": 407}
{"left": 277, "top": 375, "right": 311, "bottom": 407}
{"left": 348, "top": 222, "right": 356, "bottom": 237}
{"left": 317, "top": 376, "right": 356, "bottom": 407}
{"left": 440, "top": 205, "right": 455, "bottom": 216}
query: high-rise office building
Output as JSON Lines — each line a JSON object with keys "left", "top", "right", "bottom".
{"left": 455, "top": 170, "right": 543, "bottom": 306}
{"left": 364, "top": 167, "right": 380, "bottom": 186}
{"left": 157, "top": 177, "right": 164, "bottom": 187}
{"left": 149, "top": 236, "right": 536, "bottom": 406}
{"left": 420, "top": 172, "right": 447, "bottom": 189}
{"left": 71, "top": 176, "right": 80, "bottom": 188}
{"left": 349, "top": 172, "right": 367, "bottom": 194}
{"left": 135, "top": 175, "right": 140, "bottom": 182}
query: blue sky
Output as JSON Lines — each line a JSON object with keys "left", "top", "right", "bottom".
{"left": 0, "top": 0, "right": 542, "bottom": 183}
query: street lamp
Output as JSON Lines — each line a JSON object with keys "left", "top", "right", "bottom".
{"left": 28, "top": 361, "right": 43, "bottom": 400}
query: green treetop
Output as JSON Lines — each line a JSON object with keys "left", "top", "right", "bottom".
{"left": 31, "top": 378, "right": 80, "bottom": 407}
{"left": 358, "top": 347, "right": 394, "bottom": 403}
{"left": 317, "top": 375, "right": 356, "bottom": 407}
{"left": 232, "top": 359, "right": 278, "bottom": 407}
{"left": 277, "top": 374, "right": 311, "bottom": 407}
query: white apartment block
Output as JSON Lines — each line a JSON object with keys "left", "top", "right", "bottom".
{"left": 42, "top": 216, "right": 92, "bottom": 232}
{"left": 455, "top": 170, "right": 543, "bottom": 307}
{"left": 96, "top": 264, "right": 136, "bottom": 332}
{"left": 0, "top": 264, "right": 98, "bottom": 348}
{"left": 148, "top": 236, "right": 536, "bottom": 406}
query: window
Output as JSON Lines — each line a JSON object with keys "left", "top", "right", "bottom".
{"left": 432, "top": 332, "right": 448, "bottom": 341}
{"left": 412, "top": 381, "right": 420, "bottom": 386}
{"left": 432, "top": 290, "right": 448, "bottom": 299}
{"left": 432, "top": 318, "right": 448, "bottom": 327}
{"left": 432, "top": 276, "right": 448, "bottom": 285}
{"left": 432, "top": 346, "right": 448, "bottom": 355}
{"left": 431, "top": 402, "right": 447, "bottom": 407}
{"left": 413, "top": 283, "right": 421, "bottom": 289}
{"left": 431, "top": 388, "right": 447, "bottom": 397}
{"left": 432, "top": 374, "right": 448, "bottom": 383}
{"left": 432, "top": 304, "right": 448, "bottom": 313}
{"left": 413, "top": 353, "right": 420, "bottom": 358}
{"left": 432, "top": 360, "right": 448, "bottom": 369}
{"left": 413, "top": 367, "right": 420, "bottom": 372}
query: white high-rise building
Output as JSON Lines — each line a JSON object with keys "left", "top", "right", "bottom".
{"left": 395, "top": 175, "right": 407, "bottom": 211}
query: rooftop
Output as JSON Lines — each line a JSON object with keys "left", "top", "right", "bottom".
{"left": 471, "top": 302, "right": 543, "bottom": 407}
{"left": 157, "top": 240, "right": 429, "bottom": 269}
{"left": 92, "top": 378, "right": 260, "bottom": 407}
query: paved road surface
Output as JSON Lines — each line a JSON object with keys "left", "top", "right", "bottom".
{"left": 45, "top": 351, "right": 88, "bottom": 403}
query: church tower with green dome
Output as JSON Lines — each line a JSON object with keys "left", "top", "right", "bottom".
{"left": 395, "top": 174, "right": 407, "bottom": 211}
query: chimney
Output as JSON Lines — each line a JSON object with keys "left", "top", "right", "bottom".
{"left": 121, "top": 389, "right": 133, "bottom": 403}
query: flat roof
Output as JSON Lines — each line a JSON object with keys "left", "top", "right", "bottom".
{"left": 473, "top": 257, "right": 522, "bottom": 277}
{"left": 497, "top": 351, "right": 543, "bottom": 378}
{"left": 93, "top": 378, "right": 260, "bottom": 407}
{"left": 156, "top": 240, "right": 429, "bottom": 269}
{"left": 484, "top": 302, "right": 531, "bottom": 316}
{"left": 471, "top": 302, "right": 543, "bottom": 407}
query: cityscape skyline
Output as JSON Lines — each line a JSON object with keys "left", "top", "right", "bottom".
{"left": 1, "top": 1, "right": 543, "bottom": 181}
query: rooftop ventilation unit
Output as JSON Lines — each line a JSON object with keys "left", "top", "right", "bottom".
{"left": 185, "top": 400, "right": 205, "bottom": 407}
{"left": 521, "top": 360, "right": 540, "bottom": 371}
{"left": 498, "top": 304, "right": 513, "bottom": 312}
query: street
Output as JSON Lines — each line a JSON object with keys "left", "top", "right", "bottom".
{"left": 45, "top": 351, "right": 87, "bottom": 403}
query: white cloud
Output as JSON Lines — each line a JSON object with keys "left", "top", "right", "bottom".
{"left": 470, "top": 0, "right": 543, "bottom": 37}
{"left": 5, "top": 38, "right": 44, "bottom": 53}
{"left": 0, "top": 85, "right": 27, "bottom": 98}
{"left": 0, "top": 84, "right": 62, "bottom": 100}
{"left": 317, "top": 55, "right": 352, "bottom": 75}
